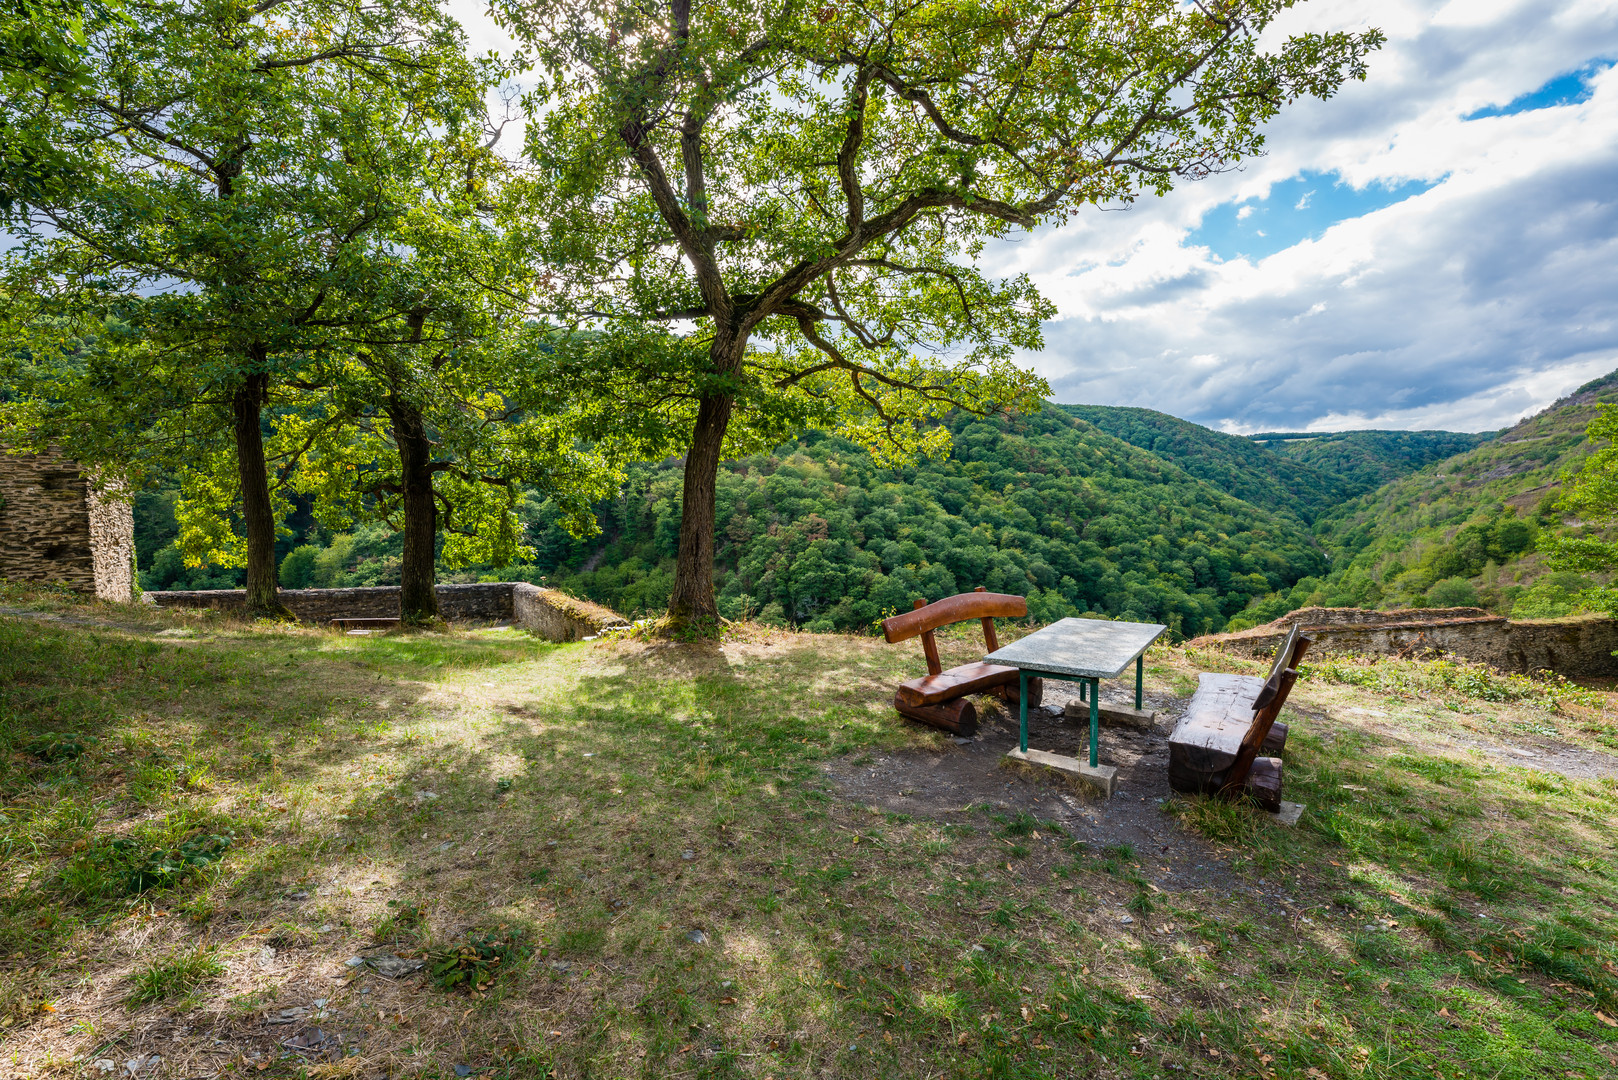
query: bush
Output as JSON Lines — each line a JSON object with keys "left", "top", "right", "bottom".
{"left": 278, "top": 544, "right": 320, "bottom": 588}
{"left": 1424, "top": 577, "right": 1479, "bottom": 608}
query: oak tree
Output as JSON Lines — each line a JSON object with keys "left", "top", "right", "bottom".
{"left": 495, "top": 0, "right": 1384, "bottom": 631}
{"left": 1, "top": 0, "right": 495, "bottom": 615}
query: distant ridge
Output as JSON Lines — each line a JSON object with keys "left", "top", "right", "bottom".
{"left": 1057, "top": 404, "right": 1352, "bottom": 523}
{"left": 1247, "top": 429, "right": 1495, "bottom": 491}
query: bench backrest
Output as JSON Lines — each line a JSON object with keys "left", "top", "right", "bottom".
{"left": 881, "top": 588, "right": 1027, "bottom": 676}
{"left": 1221, "top": 623, "right": 1313, "bottom": 797}
{"left": 1251, "top": 622, "right": 1307, "bottom": 714}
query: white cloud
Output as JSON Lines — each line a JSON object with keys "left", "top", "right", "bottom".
{"left": 982, "top": 0, "right": 1618, "bottom": 432}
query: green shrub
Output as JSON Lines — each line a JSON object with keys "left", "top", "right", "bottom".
{"left": 1424, "top": 577, "right": 1479, "bottom": 608}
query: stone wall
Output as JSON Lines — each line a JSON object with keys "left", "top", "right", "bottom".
{"left": 512, "top": 584, "right": 629, "bottom": 641}
{"left": 1191, "top": 606, "right": 1618, "bottom": 678}
{"left": 152, "top": 582, "right": 517, "bottom": 623}
{"left": 152, "top": 581, "right": 630, "bottom": 641}
{"left": 0, "top": 446, "right": 134, "bottom": 601}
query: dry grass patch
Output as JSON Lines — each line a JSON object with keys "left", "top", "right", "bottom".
{"left": 0, "top": 604, "right": 1615, "bottom": 1080}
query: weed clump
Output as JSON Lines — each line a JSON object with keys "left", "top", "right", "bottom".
{"left": 129, "top": 945, "right": 224, "bottom": 1004}
{"left": 429, "top": 931, "right": 530, "bottom": 995}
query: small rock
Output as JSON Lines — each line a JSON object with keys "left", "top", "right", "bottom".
{"left": 971, "top": 944, "right": 986, "bottom": 952}
{"left": 548, "top": 960, "right": 572, "bottom": 973}
{"left": 413, "top": 790, "right": 438, "bottom": 802}
{"left": 287, "top": 891, "right": 310, "bottom": 901}
{"left": 313, "top": 998, "right": 328, "bottom": 1008}
{"left": 454, "top": 1067, "right": 474, "bottom": 1078}
{"left": 952, "top": 736, "right": 972, "bottom": 745}
{"left": 319, "top": 924, "right": 334, "bottom": 933}
{"left": 1119, "top": 914, "right": 1134, "bottom": 925}
{"left": 367, "top": 954, "right": 426, "bottom": 978}
{"left": 687, "top": 929, "right": 708, "bottom": 944}
{"left": 437, "top": 842, "right": 455, "bottom": 852}
{"left": 93, "top": 1061, "right": 115, "bottom": 1074}
{"left": 681, "top": 850, "right": 695, "bottom": 861}
{"left": 582, "top": 752, "right": 595, "bottom": 757}
{"left": 344, "top": 956, "right": 367, "bottom": 968}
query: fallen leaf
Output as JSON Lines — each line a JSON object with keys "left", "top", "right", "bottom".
{"left": 956, "top": 1032, "right": 969, "bottom": 1046}
{"left": 1438, "top": 1008, "right": 1451, "bottom": 1017}
{"left": 1595, "top": 1011, "right": 1618, "bottom": 1028}
{"left": 1020, "top": 1005, "right": 1033, "bottom": 1022}
{"left": 719, "top": 997, "right": 737, "bottom": 1005}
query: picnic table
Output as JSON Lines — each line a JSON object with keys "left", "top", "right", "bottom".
{"left": 984, "top": 618, "right": 1168, "bottom": 777}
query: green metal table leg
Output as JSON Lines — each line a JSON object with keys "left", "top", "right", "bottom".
{"left": 1088, "top": 677, "right": 1099, "bottom": 768}
{"left": 1019, "top": 669, "right": 1029, "bottom": 753}
{"left": 1135, "top": 654, "right": 1144, "bottom": 711}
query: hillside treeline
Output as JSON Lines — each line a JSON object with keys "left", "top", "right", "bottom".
{"left": 521, "top": 410, "right": 1325, "bottom": 636}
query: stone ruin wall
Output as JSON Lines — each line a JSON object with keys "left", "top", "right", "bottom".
{"left": 1192, "top": 606, "right": 1618, "bottom": 678}
{"left": 0, "top": 446, "right": 134, "bottom": 602}
{"left": 152, "top": 582, "right": 630, "bottom": 641}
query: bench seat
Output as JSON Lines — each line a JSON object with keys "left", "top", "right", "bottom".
{"left": 897, "top": 661, "right": 1020, "bottom": 706}
{"left": 1168, "top": 673, "right": 1289, "bottom": 805}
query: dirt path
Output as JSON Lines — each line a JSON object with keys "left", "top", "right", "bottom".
{"left": 822, "top": 682, "right": 1248, "bottom": 894}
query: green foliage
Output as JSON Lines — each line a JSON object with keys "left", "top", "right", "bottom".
{"left": 1542, "top": 403, "right": 1618, "bottom": 616}
{"left": 1300, "top": 656, "right": 1598, "bottom": 712}
{"left": 430, "top": 931, "right": 529, "bottom": 994}
{"left": 128, "top": 945, "right": 225, "bottom": 1005}
{"left": 1424, "top": 576, "right": 1481, "bottom": 608}
{"left": 24, "top": 733, "right": 94, "bottom": 763}
{"left": 529, "top": 408, "right": 1326, "bottom": 635}
{"left": 1251, "top": 429, "right": 1494, "bottom": 491}
{"left": 1063, "top": 405, "right": 1353, "bottom": 521}
{"left": 1510, "top": 573, "right": 1592, "bottom": 619}
{"left": 124, "top": 832, "right": 233, "bottom": 893}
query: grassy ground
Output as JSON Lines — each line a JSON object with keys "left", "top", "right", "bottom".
{"left": 1, "top": 588, "right": 1616, "bottom": 1080}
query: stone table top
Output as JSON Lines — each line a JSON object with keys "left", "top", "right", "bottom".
{"left": 984, "top": 618, "right": 1167, "bottom": 678}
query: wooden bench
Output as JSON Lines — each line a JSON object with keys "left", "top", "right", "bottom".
{"left": 880, "top": 588, "right": 1043, "bottom": 736}
{"left": 1168, "top": 622, "right": 1312, "bottom": 811}
{"left": 331, "top": 617, "right": 400, "bottom": 631}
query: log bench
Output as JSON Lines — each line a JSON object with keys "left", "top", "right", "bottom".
{"left": 1168, "top": 622, "right": 1312, "bottom": 811}
{"left": 880, "top": 588, "right": 1042, "bottom": 736}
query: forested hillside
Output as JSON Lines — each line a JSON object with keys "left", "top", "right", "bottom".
{"left": 1250, "top": 429, "right": 1495, "bottom": 491}
{"left": 1059, "top": 405, "right": 1352, "bottom": 522}
{"left": 1225, "top": 371, "right": 1618, "bottom": 627}
{"left": 525, "top": 408, "right": 1328, "bottom": 637}
{"left": 134, "top": 376, "right": 1615, "bottom": 636}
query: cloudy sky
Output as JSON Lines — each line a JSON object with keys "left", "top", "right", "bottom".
{"left": 980, "top": 0, "right": 1618, "bottom": 434}
{"left": 456, "top": 0, "right": 1618, "bottom": 435}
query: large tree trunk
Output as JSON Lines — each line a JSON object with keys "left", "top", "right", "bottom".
{"left": 231, "top": 371, "right": 290, "bottom": 619}
{"left": 390, "top": 398, "right": 440, "bottom": 626}
{"left": 664, "top": 389, "right": 734, "bottom": 632}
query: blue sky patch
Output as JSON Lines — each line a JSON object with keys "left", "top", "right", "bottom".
{"left": 1187, "top": 171, "right": 1437, "bottom": 262}
{"left": 1465, "top": 59, "right": 1612, "bottom": 119}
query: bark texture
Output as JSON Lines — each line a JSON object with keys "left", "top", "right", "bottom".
{"left": 231, "top": 371, "right": 290, "bottom": 618}
{"left": 390, "top": 397, "right": 441, "bottom": 625}
{"left": 665, "top": 389, "right": 733, "bottom": 629}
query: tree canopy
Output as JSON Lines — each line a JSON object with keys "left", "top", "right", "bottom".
{"left": 0, "top": 0, "right": 519, "bottom": 615}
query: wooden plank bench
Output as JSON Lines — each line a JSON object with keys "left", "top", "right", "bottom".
{"left": 330, "top": 617, "right": 401, "bottom": 632}
{"left": 880, "top": 588, "right": 1043, "bottom": 736}
{"left": 1168, "top": 622, "right": 1312, "bottom": 811}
